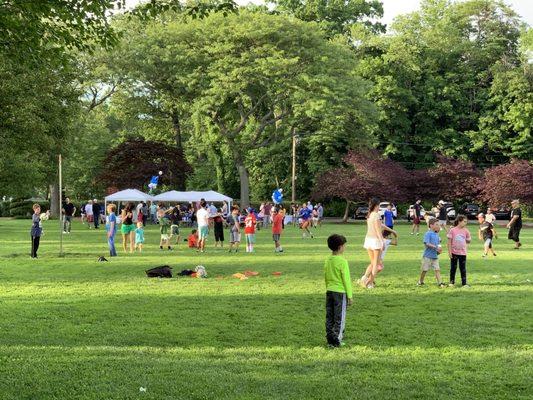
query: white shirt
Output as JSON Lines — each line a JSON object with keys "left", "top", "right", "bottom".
{"left": 380, "top": 239, "right": 392, "bottom": 260}
{"left": 197, "top": 207, "right": 209, "bottom": 227}
{"left": 485, "top": 214, "right": 496, "bottom": 223}
{"left": 85, "top": 204, "right": 93, "bottom": 215}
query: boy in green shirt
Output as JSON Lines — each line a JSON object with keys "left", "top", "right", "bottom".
{"left": 324, "top": 234, "right": 353, "bottom": 347}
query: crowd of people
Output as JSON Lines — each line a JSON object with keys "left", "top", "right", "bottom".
{"left": 324, "top": 197, "right": 524, "bottom": 347}
{"left": 97, "top": 199, "right": 324, "bottom": 257}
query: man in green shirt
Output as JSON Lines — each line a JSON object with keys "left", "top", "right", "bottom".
{"left": 324, "top": 234, "right": 353, "bottom": 347}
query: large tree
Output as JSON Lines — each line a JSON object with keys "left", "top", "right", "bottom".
{"left": 479, "top": 160, "right": 533, "bottom": 206}
{"left": 112, "top": 10, "right": 373, "bottom": 207}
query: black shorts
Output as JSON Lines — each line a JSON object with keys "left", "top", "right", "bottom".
{"left": 508, "top": 226, "right": 521, "bottom": 242}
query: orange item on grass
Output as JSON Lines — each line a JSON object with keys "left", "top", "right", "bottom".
{"left": 244, "top": 270, "right": 259, "bottom": 277}
{"left": 272, "top": 272, "right": 282, "bottom": 276}
{"left": 191, "top": 272, "right": 197, "bottom": 278}
{"left": 232, "top": 273, "right": 247, "bottom": 280}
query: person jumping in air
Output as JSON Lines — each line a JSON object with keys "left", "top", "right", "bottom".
{"left": 417, "top": 218, "right": 445, "bottom": 287}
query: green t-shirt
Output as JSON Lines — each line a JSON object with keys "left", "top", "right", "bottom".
{"left": 324, "top": 255, "right": 352, "bottom": 299}
{"left": 159, "top": 217, "right": 170, "bottom": 234}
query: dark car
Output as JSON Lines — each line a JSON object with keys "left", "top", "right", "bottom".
{"left": 354, "top": 205, "right": 368, "bottom": 219}
{"left": 461, "top": 203, "right": 480, "bottom": 219}
{"left": 491, "top": 206, "right": 510, "bottom": 220}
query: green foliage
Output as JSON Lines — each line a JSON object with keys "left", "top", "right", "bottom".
{"left": 8, "top": 199, "right": 49, "bottom": 218}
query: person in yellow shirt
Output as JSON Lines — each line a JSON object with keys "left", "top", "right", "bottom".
{"left": 324, "top": 234, "right": 353, "bottom": 347}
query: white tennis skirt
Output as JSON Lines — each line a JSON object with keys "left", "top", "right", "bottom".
{"left": 364, "top": 237, "right": 383, "bottom": 250}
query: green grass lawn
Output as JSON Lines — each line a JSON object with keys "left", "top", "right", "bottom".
{"left": 0, "top": 218, "right": 531, "bottom": 399}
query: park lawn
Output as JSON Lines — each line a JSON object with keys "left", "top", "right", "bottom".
{"left": 0, "top": 218, "right": 531, "bottom": 400}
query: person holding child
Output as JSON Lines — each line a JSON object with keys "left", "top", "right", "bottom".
{"left": 105, "top": 204, "right": 117, "bottom": 257}
{"left": 417, "top": 218, "right": 445, "bottom": 287}
{"left": 324, "top": 234, "right": 353, "bottom": 347}
{"left": 447, "top": 215, "right": 472, "bottom": 288}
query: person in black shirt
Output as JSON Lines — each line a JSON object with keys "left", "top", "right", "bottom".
{"left": 411, "top": 199, "right": 422, "bottom": 235}
{"left": 62, "top": 197, "right": 76, "bottom": 234}
{"left": 506, "top": 199, "right": 522, "bottom": 249}
{"left": 478, "top": 213, "right": 497, "bottom": 257}
{"left": 437, "top": 201, "right": 449, "bottom": 233}
{"left": 92, "top": 199, "right": 101, "bottom": 229}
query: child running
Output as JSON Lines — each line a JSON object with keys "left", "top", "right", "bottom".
{"left": 272, "top": 207, "right": 284, "bottom": 253}
{"left": 135, "top": 221, "right": 144, "bottom": 253}
{"left": 324, "top": 234, "right": 353, "bottom": 347}
{"left": 478, "top": 213, "right": 497, "bottom": 258}
{"left": 447, "top": 215, "right": 472, "bottom": 288}
{"left": 417, "top": 218, "right": 445, "bottom": 287}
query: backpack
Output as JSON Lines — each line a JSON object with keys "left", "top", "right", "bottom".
{"left": 145, "top": 265, "right": 173, "bottom": 278}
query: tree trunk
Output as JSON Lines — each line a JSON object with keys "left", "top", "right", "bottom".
{"left": 342, "top": 199, "right": 351, "bottom": 223}
{"left": 237, "top": 164, "right": 250, "bottom": 208}
{"left": 49, "top": 183, "right": 60, "bottom": 218}
{"left": 171, "top": 112, "right": 182, "bottom": 151}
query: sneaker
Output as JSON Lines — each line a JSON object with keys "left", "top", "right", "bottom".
{"left": 448, "top": 283, "right": 455, "bottom": 288}
{"left": 366, "top": 284, "right": 375, "bottom": 289}
{"left": 416, "top": 281, "right": 425, "bottom": 286}
{"left": 410, "top": 232, "right": 414, "bottom": 235}
{"left": 416, "top": 232, "right": 420, "bottom": 236}
{"left": 462, "top": 284, "right": 471, "bottom": 288}
{"left": 359, "top": 276, "right": 367, "bottom": 288}
{"left": 438, "top": 282, "right": 446, "bottom": 288}
{"left": 63, "top": 231, "right": 67, "bottom": 234}
{"left": 310, "top": 234, "right": 314, "bottom": 238}
{"left": 482, "top": 253, "right": 487, "bottom": 258}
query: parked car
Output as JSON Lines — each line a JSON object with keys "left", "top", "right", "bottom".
{"left": 461, "top": 203, "right": 480, "bottom": 219}
{"left": 491, "top": 206, "right": 510, "bottom": 220}
{"left": 378, "top": 202, "right": 397, "bottom": 218}
{"left": 354, "top": 205, "right": 369, "bottom": 219}
{"left": 406, "top": 205, "right": 426, "bottom": 221}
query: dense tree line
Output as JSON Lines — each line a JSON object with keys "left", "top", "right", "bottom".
{"left": 0, "top": 0, "right": 531, "bottom": 210}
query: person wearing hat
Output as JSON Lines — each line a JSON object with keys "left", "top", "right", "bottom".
{"left": 506, "top": 200, "right": 522, "bottom": 249}
{"left": 478, "top": 213, "right": 497, "bottom": 258}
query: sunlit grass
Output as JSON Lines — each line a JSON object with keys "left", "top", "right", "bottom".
{"left": 0, "top": 218, "right": 531, "bottom": 399}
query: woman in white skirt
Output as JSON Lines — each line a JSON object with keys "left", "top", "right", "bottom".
{"left": 362, "top": 198, "right": 384, "bottom": 289}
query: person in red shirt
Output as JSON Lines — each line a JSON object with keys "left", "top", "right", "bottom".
{"left": 244, "top": 208, "right": 257, "bottom": 253}
{"left": 188, "top": 229, "right": 198, "bottom": 249}
{"left": 272, "top": 207, "right": 284, "bottom": 253}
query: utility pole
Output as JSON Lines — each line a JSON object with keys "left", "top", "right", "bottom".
{"left": 291, "top": 129, "right": 297, "bottom": 203}
{"left": 58, "top": 154, "right": 64, "bottom": 257}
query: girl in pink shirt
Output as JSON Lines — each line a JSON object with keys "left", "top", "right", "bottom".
{"left": 447, "top": 215, "right": 472, "bottom": 287}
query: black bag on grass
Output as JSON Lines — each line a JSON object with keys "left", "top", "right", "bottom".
{"left": 146, "top": 265, "right": 173, "bottom": 278}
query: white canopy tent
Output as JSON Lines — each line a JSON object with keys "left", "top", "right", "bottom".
{"left": 104, "top": 189, "right": 154, "bottom": 215}
{"left": 153, "top": 190, "right": 232, "bottom": 205}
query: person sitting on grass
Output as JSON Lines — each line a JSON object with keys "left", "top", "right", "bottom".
{"left": 324, "top": 234, "right": 353, "bottom": 348}
{"left": 135, "top": 221, "right": 144, "bottom": 253}
{"left": 417, "top": 218, "right": 445, "bottom": 287}
{"left": 187, "top": 229, "right": 198, "bottom": 249}
{"left": 478, "top": 213, "right": 497, "bottom": 258}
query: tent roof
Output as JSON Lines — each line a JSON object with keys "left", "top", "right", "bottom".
{"left": 104, "top": 189, "right": 153, "bottom": 202}
{"left": 153, "top": 190, "right": 232, "bottom": 203}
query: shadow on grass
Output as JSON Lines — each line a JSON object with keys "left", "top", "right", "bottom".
{"left": 0, "top": 291, "right": 530, "bottom": 351}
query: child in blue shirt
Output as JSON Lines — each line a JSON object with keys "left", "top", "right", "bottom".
{"left": 417, "top": 218, "right": 445, "bottom": 287}
{"left": 135, "top": 221, "right": 145, "bottom": 253}
{"left": 106, "top": 204, "right": 117, "bottom": 257}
